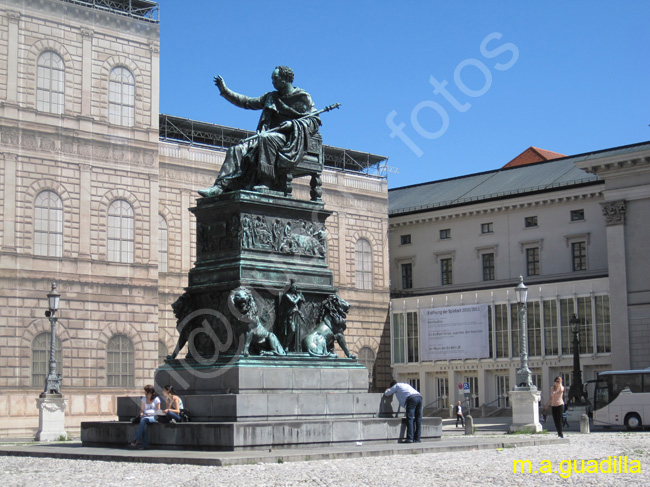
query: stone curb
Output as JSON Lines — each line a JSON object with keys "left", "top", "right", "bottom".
{"left": 0, "top": 436, "right": 569, "bottom": 467}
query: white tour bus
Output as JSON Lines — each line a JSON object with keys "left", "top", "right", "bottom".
{"left": 593, "top": 368, "right": 650, "bottom": 430}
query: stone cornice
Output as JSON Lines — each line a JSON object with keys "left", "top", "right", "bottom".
{"left": 575, "top": 152, "right": 650, "bottom": 177}
{"left": 389, "top": 190, "right": 602, "bottom": 229}
{"left": 0, "top": 123, "right": 158, "bottom": 169}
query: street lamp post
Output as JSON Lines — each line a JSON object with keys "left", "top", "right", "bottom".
{"left": 515, "top": 276, "right": 534, "bottom": 390}
{"left": 42, "top": 282, "right": 62, "bottom": 397}
{"left": 569, "top": 313, "right": 584, "bottom": 404}
{"left": 509, "top": 276, "right": 542, "bottom": 433}
{"left": 36, "top": 282, "right": 67, "bottom": 441}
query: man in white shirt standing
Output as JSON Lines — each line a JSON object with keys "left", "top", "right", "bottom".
{"left": 384, "top": 380, "right": 423, "bottom": 443}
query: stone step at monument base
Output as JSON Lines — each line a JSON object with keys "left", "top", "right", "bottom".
{"left": 81, "top": 417, "right": 443, "bottom": 451}
{"left": 154, "top": 355, "right": 370, "bottom": 395}
{"left": 118, "top": 392, "right": 397, "bottom": 422}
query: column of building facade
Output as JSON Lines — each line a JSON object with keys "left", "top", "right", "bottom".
{"left": 5, "top": 10, "right": 19, "bottom": 106}
{"left": 80, "top": 28, "right": 93, "bottom": 119}
{"left": 148, "top": 174, "right": 159, "bottom": 272}
{"left": 149, "top": 42, "right": 160, "bottom": 132}
{"left": 1, "top": 153, "right": 17, "bottom": 252}
{"left": 78, "top": 164, "right": 91, "bottom": 259}
{"left": 601, "top": 200, "right": 629, "bottom": 370}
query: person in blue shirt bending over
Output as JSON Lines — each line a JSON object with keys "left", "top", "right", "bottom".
{"left": 384, "top": 380, "right": 423, "bottom": 443}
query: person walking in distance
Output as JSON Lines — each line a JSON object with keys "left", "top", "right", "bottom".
{"left": 544, "top": 376, "right": 565, "bottom": 438}
{"left": 455, "top": 400, "right": 465, "bottom": 428}
{"left": 384, "top": 380, "right": 423, "bottom": 443}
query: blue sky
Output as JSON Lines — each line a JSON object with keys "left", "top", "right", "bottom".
{"left": 157, "top": 1, "right": 650, "bottom": 189}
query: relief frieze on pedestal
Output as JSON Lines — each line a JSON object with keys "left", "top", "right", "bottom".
{"left": 197, "top": 213, "right": 327, "bottom": 257}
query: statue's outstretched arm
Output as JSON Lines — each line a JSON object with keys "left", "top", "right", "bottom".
{"left": 214, "top": 75, "right": 265, "bottom": 110}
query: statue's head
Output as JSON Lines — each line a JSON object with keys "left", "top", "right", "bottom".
{"left": 319, "top": 294, "right": 350, "bottom": 330}
{"left": 272, "top": 66, "right": 294, "bottom": 91}
{"left": 230, "top": 287, "right": 258, "bottom": 320}
{"left": 274, "top": 66, "right": 294, "bottom": 83}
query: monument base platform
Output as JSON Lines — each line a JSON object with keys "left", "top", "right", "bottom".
{"left": 118, "top": 392, "right": 397, "bottom": 422}
{"left": 81, "top": 417, "right": 443, "bottom": 451}
{"left": 154, "top": 355, "right": 369, "bottom": 395}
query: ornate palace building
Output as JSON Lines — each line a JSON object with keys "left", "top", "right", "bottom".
{"left": 0, "top": 0, "right": 390, "bottom": 436}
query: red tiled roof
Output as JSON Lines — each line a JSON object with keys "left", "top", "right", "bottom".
{"left": 503, "top": 147, "right": 566, "bottom": 168}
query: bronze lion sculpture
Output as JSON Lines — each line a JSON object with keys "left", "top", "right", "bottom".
{"left": 302, "top": 294, "right": 356, "bottom": 359}
{"left": 230, "top": 287, "right": 285, "bottom": 357}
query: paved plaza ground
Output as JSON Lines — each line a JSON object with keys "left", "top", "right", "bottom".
{"left": 1, "top": 418, "right": 648, "bottom": 486}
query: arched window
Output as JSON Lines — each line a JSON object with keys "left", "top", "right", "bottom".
{"left": 34, "top": 191, "right": 63, "bottom": 257}
{"left": 107, "top": 335, "right": 134, "bottom": 387}
{"left": 32, "top": 332, "right": 62, "bottom": 387}
{"left": 158, "top": 214, "right": 168, "bottom": 273}
{"left": 355, "top": 238, "right": 373, "bottom": 290}
{"left": 108, "top": 66, "right": 135, "bottom": 126}
{"left": 107, "top": 200, "right": 134, "bottom": 263}
{"left": 158, "top": 340, "right": 168, "bottom": 365}
{"left": 37, "top": 51, "right": 64, "bottom": 114}
{"left": 358, "top": 346, "right": 376, "bottom": 388}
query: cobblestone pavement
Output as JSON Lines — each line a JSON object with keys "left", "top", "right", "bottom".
{"left": 1, "top": 432, "right": 649, "bottom": 486}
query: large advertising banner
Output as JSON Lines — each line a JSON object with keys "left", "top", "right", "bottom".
{"left": 420, "top": 304, "right": 490, "bottom": 361}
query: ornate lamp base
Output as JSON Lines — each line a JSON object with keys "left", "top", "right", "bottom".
{"left": 35, "top": 395, "right": 67, "bottom": 441}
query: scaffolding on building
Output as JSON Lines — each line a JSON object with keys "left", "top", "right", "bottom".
{"left": 159, "top": 114, "right": 388, "bottom": 178}
{"left": 59, "top": 0, "right": 160, "bottom": 23}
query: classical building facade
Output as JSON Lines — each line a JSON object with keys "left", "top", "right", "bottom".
{"left": 388, "top": 142, "right": 650, "bottom": 414}
{"left": 0, "top": 0, "right": 390, "bottom": 437}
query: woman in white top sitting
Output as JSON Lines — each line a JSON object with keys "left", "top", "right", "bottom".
{"left": 131, "top": 384, "right": 160, "bottom": 449}
{"left": 162, "top": 385, "right": 184, "bottom": 423}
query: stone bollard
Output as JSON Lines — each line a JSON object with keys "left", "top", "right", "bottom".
{"left": 449, "top": 405, "right": 455, "bottom": 419}
{"left": 465, "top": 415, "right": 474, "bottom": 435}
{"left": 580, "top": 414, "right": 590, "bottom": 434}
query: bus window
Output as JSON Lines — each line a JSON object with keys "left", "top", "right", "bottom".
{"left": 613, "top": 373, "right": 642, "bottom": 394}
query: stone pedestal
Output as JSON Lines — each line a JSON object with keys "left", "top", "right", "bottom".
{"left": 80, "top": 190, "right": 446, "bottom": 451}
{"left": 509, "top": 388, "right": 543, "bottom": 433}
{"left": 35, "top": 395, "right": 67, "bottom": 441}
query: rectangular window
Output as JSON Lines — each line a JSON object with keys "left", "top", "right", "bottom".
{"left": 439, "top": 229, "right": 451, "bottom": 240}
{"left": 570, "top": 209, "right": 585, "bottom": 221}
{"left": 576, "top": 296, "right": 593, "bottom": 354}
{"left": 392, "top": 313, "right": 405, "bottom": 363}
{"left": 482, "top": 253, "right": 495, "bottom": 281}
{"left": 595, "top": 295, "right": 611, "bottom": 353}
{"left": 401, "top": 263, "right": 413, "bottom": 289}
{"left": 407, "top": 311, "right": 419, "bottom": 363}
{"left": 560, "top": 298, "right": 574, "bottom": 355}
{"left": 513, "top": 302, "right": 541, "bottom": 358}
{"left": 481, "top": 222, "right": 493, "bottom": 234}
{"left": 527, "top": 301, "right": 542, "bottom": 357}
{"left": 440, "top": 258, "right": 452, "bottom": 285}
{"left": 525, "top": 216, "right": 538, "bottom": 227}
{"left": 494, "top": 304, "right": 508, "bottom": 358}
{"left": 487, "top": 305, "right": 493, "bottom": 358}
{"left": 543, "top": 300, "right": 559, "bottom": 355}
{"left": 400, "top": 234, "right": 411, "bottom": 245}
{"left": 572, "top": 241, "right": 587, "bottom": 271}
{"left": 511, "top": 303, "right": 520, "bottom": 358}
{"left": 526, "top": 247, "right": 540, "bottom": 276}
